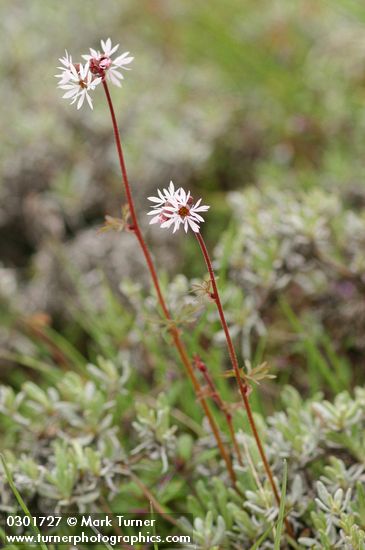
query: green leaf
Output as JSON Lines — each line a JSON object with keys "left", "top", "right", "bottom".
{"left": 0, "top": 454, "right": 48, "bottom": 550}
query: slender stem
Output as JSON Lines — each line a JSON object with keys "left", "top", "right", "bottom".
{"left": 195, "top": 232, "right": 281, "bottom": 504}
{"left": 101, "top": 81, "right": 236, "bottom": 485}
{"left": 194, "top": 355, "right": 244, "bottom": 467}
{"left": 128, "top": 471, "right": 180, "bottom": 528}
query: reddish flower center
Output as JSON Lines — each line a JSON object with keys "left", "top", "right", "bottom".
{"left": 178, "top": 206, "right": 190, "bottom": 218}
{"left": 72, "top": 64, "right": 88, "bottom": 88}
{"left": 89, "top": 55, "right": 111, "bottom": 77}
{"left": 99, "top": 56, "right": 112, "bottom": 70}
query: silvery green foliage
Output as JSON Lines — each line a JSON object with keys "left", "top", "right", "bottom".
{"left": 214, "top": 185, "right": 365, "bottom": 356}
{"left": 1, "top": 374, "right": 365, "bottom": 547}
{"left": 179, "top": 510, "right": 227, "bottom": 550}
{"left": 186, "top": 386, "right": 365, "bottom": 549}
{"left": 0, "top": 355, "right": 131, "bottom": 511}
{"left": 192, "top": 511, "right": 227, "bottom": 549}
{"left": 132, "top": 394, "right": 177, "bottom": 473}
{"left": 299, "top": 481, "right": 365, "bottom": 549}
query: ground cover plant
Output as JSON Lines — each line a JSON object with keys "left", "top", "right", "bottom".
{"left": 1, "top": 2, "right": 365, "bottom": 549}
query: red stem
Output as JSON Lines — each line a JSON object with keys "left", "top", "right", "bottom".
{"left": 101, "top": 81, "right": 236, "bottom": 485}
{"left": 195, "top": 232, "right": 281, "bottom": 506}
{"left": 194, "top": 355, "right": 244, "bottom": 467}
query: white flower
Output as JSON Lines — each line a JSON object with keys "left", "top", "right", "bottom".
{"left": 82, "top": 37, "right": 134, "bottom": 87}
{"left": 57, "top": 62, "right": 101, "bottom": 110}
{"left": 147, "top": 182, "right": 210, "bottom": 234}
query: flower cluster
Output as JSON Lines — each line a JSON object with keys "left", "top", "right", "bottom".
{"left": 147, "top": 181, "right": 210, "bottom": 233}
{"left": 55, "top": 38, "right": 134, "bottom": 109}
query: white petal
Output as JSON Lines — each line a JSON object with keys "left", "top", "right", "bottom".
{"left": 190, "top": 213, "right": 205, "bottom": 222}
{"left": 107, "top": 71, "right": 122, "bottom": 87}
{"left": 77, "top": 93, "right": 85, "bottom": 110}
{"left": 110, "top": 43, "right": 119, "bottom": 55}
{"left": 86, "top": 92, "right": 93, "bottom": 110}
{"left": 149, "top": 215, "right": 161, "bottom": 225}
{"left": 114, "top": 51, "right": 130, "bottom": 61}
{"left": 110, "top": 68, "right": 124, "bottom": 80}
{"left": 167, "top": 195, "right": 180, "bottom": 208}
{"left": 148, "top": 196, "right": 163, "bottom": 203}
{"left": 62, "top": 89, "right": 78, "bottom": 99}
{"left": 59, "top": 83, "right": 77, "bottom": 90}
{"left": 161, "top": 218, "right": 175, "bottom": 229}
{"left": 147, "top": 208, "right": 163, "bottom": 215}
{"left": 193, "top": 205, "right": 210, "bottom": 212}
{"left": 188, "top": 218, "right": 200, "bottom": 232}
{"left": 70, "top": 64, "right": 79, "bottom": 79}
{"left": 179, "top": 188, "right": 186, "bottom": 202}
{"left": 82, "top": 62, "right": 90, "bottom": 79}
{"left": 113, "top": 53, "right": 134, "bottom": 66}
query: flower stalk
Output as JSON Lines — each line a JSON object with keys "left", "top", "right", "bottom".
{"left": 101, "top": 80, "right": 236, "bottom": 486}
{"left": 194, "top": 354, "right": 244, "bottom": 467}
{"left": 195, "top": 231, "right": 295, "bottom": 536}
{"left": 194, "top": 232, "right": 281, "bottom": 499}
{"left": 145, "top": 179, "right": 293, "bottom": 534}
